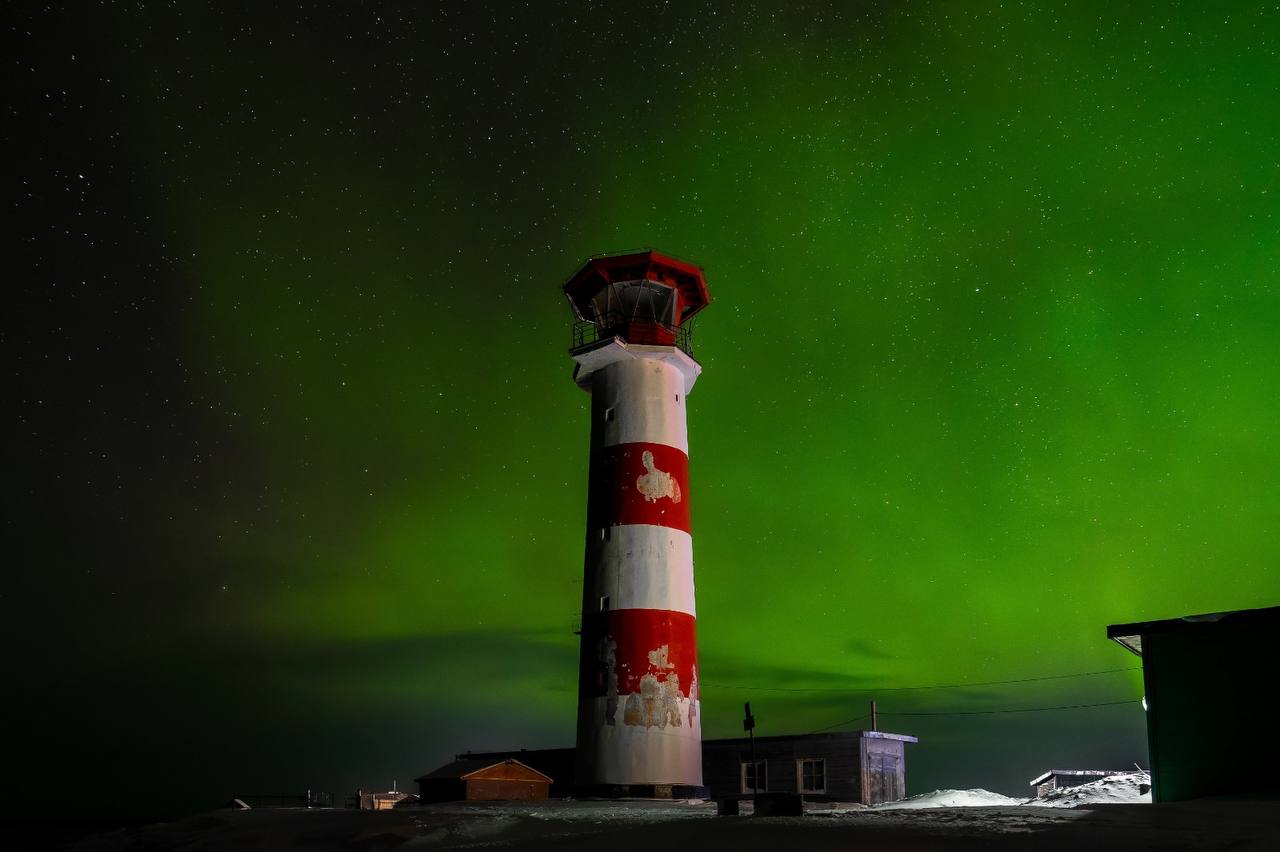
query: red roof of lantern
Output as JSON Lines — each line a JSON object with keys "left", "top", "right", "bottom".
{"left": 563, "top": 250, "right": 711, "bottom": 325}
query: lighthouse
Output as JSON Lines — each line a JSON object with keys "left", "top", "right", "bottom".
{"left": 564, "top": 250, "right": 711, "bottom": 796}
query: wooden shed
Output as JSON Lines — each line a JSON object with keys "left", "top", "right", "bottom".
{"left": 415, "top": 758, "right": 553, "bottom": 803}
{"left": 702, "top": 730, "right": 918, "bottom": 805}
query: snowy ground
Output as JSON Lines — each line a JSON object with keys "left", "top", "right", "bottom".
{"left": 870, "top": 787, "right": 1026, "bottom": 809}
{"left": 58, "top": 777, "right": 1278, "bottom": 852}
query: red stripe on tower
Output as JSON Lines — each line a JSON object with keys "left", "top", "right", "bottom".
{"left": 579, "top": 609, "right": 699, "bottom": 699}
{"left": 586, "top": 442, "right": 691, "bottom": 533}
{"left": 564, "top": 251, "right": 710, "bottom": 795}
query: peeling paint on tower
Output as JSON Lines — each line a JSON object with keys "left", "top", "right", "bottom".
{"left": 636, "top": 451, "right": 681, "bottom": 503}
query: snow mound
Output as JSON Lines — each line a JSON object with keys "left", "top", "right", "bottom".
{"left": 872, "top": 773, "right": 1151, "bottom": 811}
{"left": 873, "top": 788, "right": 1024, "bottom": 809}
{"left": 1033, "top": 772, "right": 1151, "bottom": 807}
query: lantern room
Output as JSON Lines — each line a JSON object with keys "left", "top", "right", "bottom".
{"left": 563, "top": 251, "right": 711, "bottom": 355}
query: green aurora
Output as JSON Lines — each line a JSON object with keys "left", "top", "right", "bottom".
{"left": 9, "top": 1, "right": 1279, "bottom": 816}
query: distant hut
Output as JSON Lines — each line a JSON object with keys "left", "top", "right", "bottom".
{"left": 415, "top": 758, "right": 553, "bottom": 802}
{"left": 1029, "top": 770, "right": 1128, "bottom": 799}
{"left": 357, "top": 789, "right": 418, "bottom": 810}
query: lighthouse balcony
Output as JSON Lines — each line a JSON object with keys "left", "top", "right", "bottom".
{"left": 571, "top": 317, "right": 694, "bottom": 357}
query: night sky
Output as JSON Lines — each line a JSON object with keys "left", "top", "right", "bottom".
{"left": 8, "top": 1, "right": 1279, "bottom": 818}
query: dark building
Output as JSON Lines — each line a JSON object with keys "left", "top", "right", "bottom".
{"left": 414, "top": 758, "right": 553, "bottom": 803}
{"left": 443, "top": 729, "right": 917, "bottom": 805}
{"left": 1029, "top": 769, "right": 1129, "bottom": 799}
{"left": 1108, "top": 605, "right": 1279, "bottom": 803}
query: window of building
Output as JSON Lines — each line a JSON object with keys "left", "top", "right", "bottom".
{"left": 741, "top": 760, "right": 767, "bottom": 794}
{"left": 797, "top": 758, "right": 826, "bottom": 793}
{"left": 604, "top": 407, "right": 615, "bottom": 422}
{"left": 599, "top": 595, "right": 610, "bottom": 611}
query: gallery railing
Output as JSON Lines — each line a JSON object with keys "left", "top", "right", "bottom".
{"left": 571, "top": 318, "right": 694, "bottom": 356}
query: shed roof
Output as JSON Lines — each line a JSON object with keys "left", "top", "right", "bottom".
{"left": 1107, "top": 604, "right": 1280, "bottom": 656}
{"left": 1029, "top": 769, "right": 1129, "bottom": 787}
{"left": 414, "top": 758, "right": 553, "bottom": 784}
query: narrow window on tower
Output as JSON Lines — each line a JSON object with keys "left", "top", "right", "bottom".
{"left": 603, "top": 407, "right": 615, "bottom": 422}
{"left": 599, "top": 595, "right": 610, "bottom": 612}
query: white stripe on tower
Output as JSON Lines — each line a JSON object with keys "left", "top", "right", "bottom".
{"left": 588, "top": 525, "right": 695, "bottom": 616}
{"left": 592, "top": 352, "right": 690, "bottom": 453}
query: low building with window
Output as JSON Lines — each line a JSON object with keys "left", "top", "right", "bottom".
{"left": 704, "top": 730, "right": 918, "bottom": 804}
{"left": 446, "top": 729, "right": 918, "bottom": 805}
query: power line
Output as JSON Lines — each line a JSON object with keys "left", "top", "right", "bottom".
{"left": 883, "top": 698, "right": 1140, "bottom": 717}
{"left": 704, "top": 666, "right": 1140, "bottom": 695}
{"left": 807, "top": 713, "right": 869, "bottom": 735}
{"left": 798, "top": 695, "right": 1141, "bottom": 736}
{"left": 803, "top": 698, "right": 1140, "bottom": 735}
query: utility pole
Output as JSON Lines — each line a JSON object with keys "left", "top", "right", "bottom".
{"left": 744, "top": 702, "right": 757, "bottom": 811}
{"left": 870, "top": 700, "right": 878, "bottom": 732}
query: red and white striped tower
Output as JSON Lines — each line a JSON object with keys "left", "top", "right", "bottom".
{"left": 563, "top": 251, "right": 711, "bottom": 796}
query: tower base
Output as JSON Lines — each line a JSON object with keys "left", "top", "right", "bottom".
{"left": 572, "top": 783, "right": 709, "bottom": 800}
